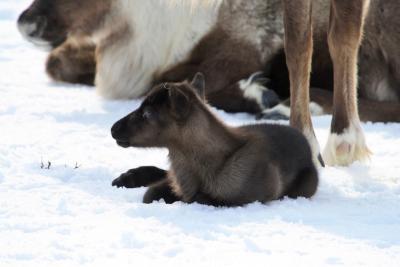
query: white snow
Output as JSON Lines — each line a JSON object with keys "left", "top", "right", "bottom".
{"left": 1, "top": 1, "right": 399, "bottom": 266}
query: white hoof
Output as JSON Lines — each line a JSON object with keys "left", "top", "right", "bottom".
{"left": 323, "top": 122, "right": 371, "bottom": 166}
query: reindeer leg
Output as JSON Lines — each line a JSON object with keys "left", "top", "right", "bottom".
{"left": 143, "top": 180, "right": 180, "bottom": 204}
{"left": 282, "top": 0, "right": 324, "bottom": 166}
{"left": 323, "top": 0, "right": 371, "bottom": 166}
{"left": 46, "top": 38, "right": 96, "bottom": 86}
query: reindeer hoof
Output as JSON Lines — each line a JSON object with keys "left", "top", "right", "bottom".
{"left": 111, "top": 176, "right": 127, "bottom": 188}
{"left": 257, "top": 104, "right": 290, "bottom": 121}
{"left": 262, "top": 90, "right": 280, "bottom": 109}
{"left": 336, "top": 142, "right": 351, "bottom": 155}
{"left": 323, "top": 126, "right": 371, "bottom": 166}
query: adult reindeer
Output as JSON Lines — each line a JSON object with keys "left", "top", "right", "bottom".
{"left": 17, "top": 0, "right": 400, "bottom": 125}
{"left": 282, "top": 0, "right": 371, "bottom": 166}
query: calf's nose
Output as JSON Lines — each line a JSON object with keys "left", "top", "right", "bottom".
{"left": 111, "top": 121, "right": 123, "bottom": 139}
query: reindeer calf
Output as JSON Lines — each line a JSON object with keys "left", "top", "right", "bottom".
{"left": 111, "top": 73, "right": 318, "bottom": 206}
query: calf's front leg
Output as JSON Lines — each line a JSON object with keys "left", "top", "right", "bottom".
{"left": 143, "top": 180, "right": 181, "bottom": 204}
{"left": 112, "top": 166, "right": 167, "bottom": 188}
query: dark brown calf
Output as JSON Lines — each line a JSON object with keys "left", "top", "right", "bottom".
{"left": 111, "top": 74, "right": 318, "bottom": 206}
{"left": 282, "top": 0, "right": 371, "bottom": 166}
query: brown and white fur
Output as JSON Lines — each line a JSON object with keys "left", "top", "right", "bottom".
{"left": 17, "top": 0, "right": 400, "bottom": 124}
{"left": 111, "top": 73, "right": 318, "bottom": 206}
{"left": 17, "top": 0, "right": 287, "bottom": 114}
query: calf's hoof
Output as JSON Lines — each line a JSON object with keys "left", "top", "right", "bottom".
{"left": 112, "top": 171, "right": 138, "bottom": 188}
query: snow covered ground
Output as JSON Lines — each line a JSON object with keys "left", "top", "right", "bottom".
{"left": 1, "top": 1, "right": 399, "bottom": 266}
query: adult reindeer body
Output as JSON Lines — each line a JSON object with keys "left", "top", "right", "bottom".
{"left": 18, "top": 0, "right": 284, "bottom": 114}
{"left": 17, "top": 0, "right": 400, "bottom": 123}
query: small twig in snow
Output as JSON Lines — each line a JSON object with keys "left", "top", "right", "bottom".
{"left": 74, "top": 162, "right": 81, "bottom": 169}
{"left": 40, "top": 159, "right": 51, "bottom": 169}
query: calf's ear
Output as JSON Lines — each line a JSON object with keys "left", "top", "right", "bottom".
{"left": 190, "top": 72, "right": 205, "bottom": 100}
{"left": 168, "top": 88, "right": 191, "bottom": 121}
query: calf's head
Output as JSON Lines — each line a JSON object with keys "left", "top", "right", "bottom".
{"left": 111, "top": 73, "right": 206, "bottom": 148}
{"left": 17, "top": 0, "right": 111, "bottom": 48}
